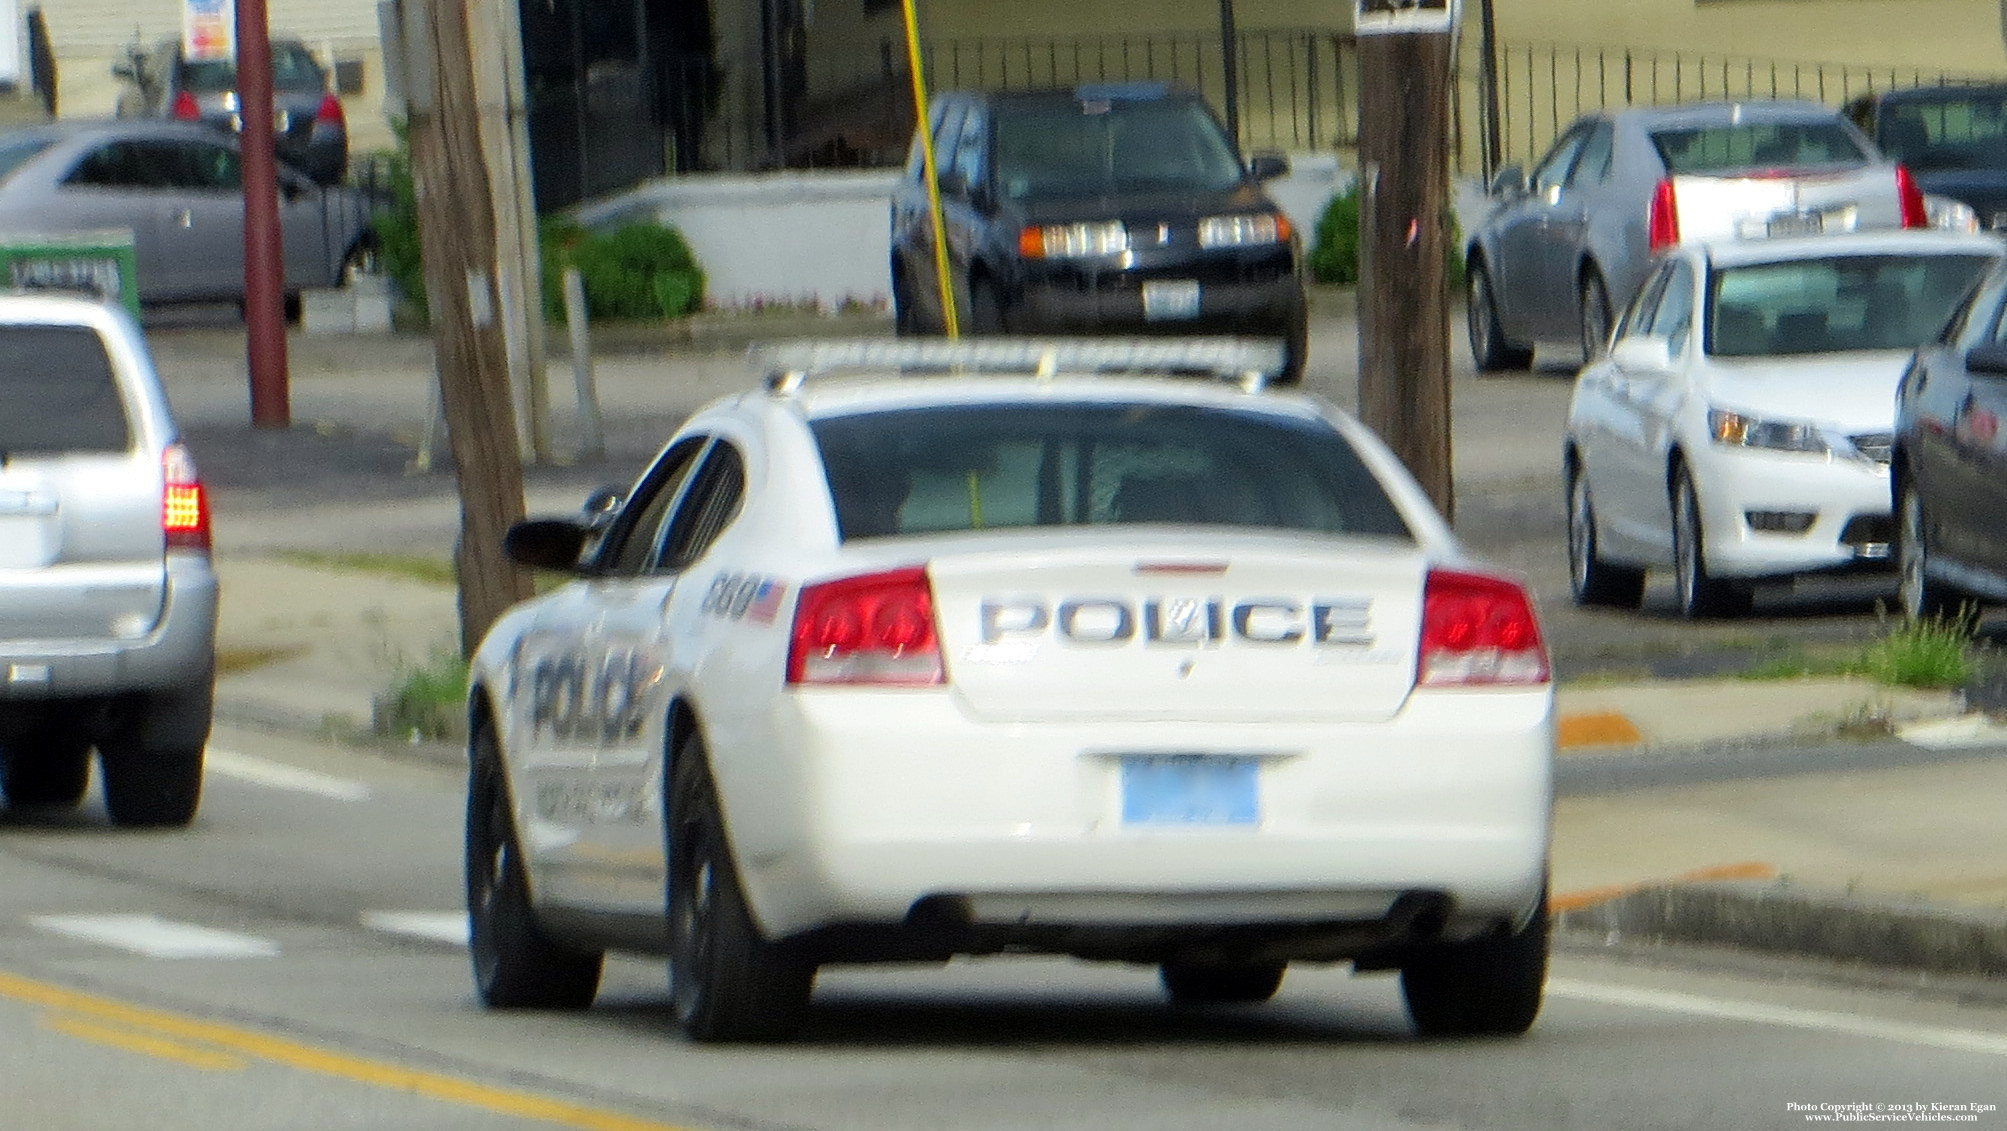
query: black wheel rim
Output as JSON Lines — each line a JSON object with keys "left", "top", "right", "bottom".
{"left": 1674, "top": 480, "right": 1701, "bottom": 613}
{"left": 1900, "top": 491, "right": 1928, "bottom": 620}
{"left": 1568, "top": 476, "right": 1593, "bottom": 597}
{"left": 1468, "top": 273, "right": 1492, "bottom": 357}
{"left": 1581, "top": 280, "right": 1608, "bottom": 359}
{"left": 467, "top": 761, "right": 507, "bottom": 986}
{"left": 669, "top": 787, "right": 717, "bottom": 1018}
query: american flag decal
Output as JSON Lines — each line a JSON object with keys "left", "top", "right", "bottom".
{"left": 746, "top": 580, "right": 786, "bottom": 623}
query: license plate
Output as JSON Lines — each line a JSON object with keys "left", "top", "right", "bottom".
{"left": 1761, "top": 211, "right": 1823, "bottom": 239}
{"left": 1120, "top": 754, "right": 1258, "bottom": 826}
{"left": 1142, "top": 279, "right": 1201, "bottom": 321}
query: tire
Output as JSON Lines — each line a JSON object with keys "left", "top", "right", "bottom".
{"left": 967, "top": 276, "right": 1008, "bottom": 335}
{"left": 1272, "top": 315, "right": 1308, "bottom": 386}
{"left": 1467, "top": 263, "right": 1532, "bottom": 372}
{"left": 1400, "top": 901, "right": 1548, "bottom": 1038}
{"left": 1579, "top": 270, "right": 1611, "bottom": 363}
{"left": 1898, "top": 482, "right": 1963, "bottom": 624}
{"left": 1159, "top": 961, "right": 1286, "bottom": 1005}
{"left": 466, "top": 724, "right": 604, "bottom": 1010}
{"left": 892, "top": 262, "right": 919, "bottom": 337}
{"left": 668, "top": 733, "right": 815, "bottom": 1043}
{"left": 97, "top": 682, "right": 212, "bottom": 828}
{"left": 1566, "top": 468, "right": 1645, "bottom": 609}
{"left": 1, "top": 721, "right": 91, "bottom": 810}
{"left": 1672, "top": 466, "right": 1752, "bottom": 620}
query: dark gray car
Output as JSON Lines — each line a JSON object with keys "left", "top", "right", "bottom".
{"left": 0, "top": 120, "right": 373, "bottom": 307}
{"left": 0, "top": 294, "right": 215, "bottom": 827}
{"left": 113, "top": 36, "right": 347, "bottom": 186}
{"left": 1465, "top": 100, "right": 1913, "bottom": 372}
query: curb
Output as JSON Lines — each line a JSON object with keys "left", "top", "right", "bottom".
{"left": 1558, "top": 879, "right": 2007, "bottom": 981}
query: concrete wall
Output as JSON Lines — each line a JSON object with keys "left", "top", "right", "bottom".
{"left": 572, "top": 153, "right": 1349, "bottom": 312}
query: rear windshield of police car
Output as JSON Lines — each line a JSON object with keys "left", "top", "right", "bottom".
{"left": 1652, "top": 121, "right": 1870, "bottom": 174}
{"left": 0, "top": 325, "right": 130, "bottom": 456}
{"left": 813, "top": 403, "right": 1412, "bottom": 541}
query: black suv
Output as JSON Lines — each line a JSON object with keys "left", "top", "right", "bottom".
{"left": 1847, "top": 83, "right": 2007, "bottom": 231}
{"left": 890, "top": 83, "right": 1308, "bottom": 383}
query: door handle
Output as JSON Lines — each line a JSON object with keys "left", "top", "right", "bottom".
{"left": 175, "top": 209, "right": 193, "bottom": 228}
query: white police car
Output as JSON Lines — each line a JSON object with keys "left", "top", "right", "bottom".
{"left": 466, "top": 339, "right": 1554, "bottom": 1042}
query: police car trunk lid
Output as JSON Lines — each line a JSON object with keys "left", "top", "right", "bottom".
{"left": 927, "top": 540, "right": 1423, "bottom": 724}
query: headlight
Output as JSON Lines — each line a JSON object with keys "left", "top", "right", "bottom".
{"left": 1018, "top": 221, "right": 1129, "bottom": 258}
{"left": 1925, "top": 194, "right": 1981, "bottom": 234}
{"left": 1707, "top": 408, "right": 1830, "bottom": 455}
{"left": 1198, "top": 213, "right": 1290, "bottom": 248}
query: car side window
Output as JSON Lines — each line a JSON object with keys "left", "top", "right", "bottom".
{"left": 1616, "top": 262, "right": 1672, "bottom": 340}
{"left": 1530, "top": 127, "right": 1589, "bottom": 197}
{"left": 168, "top": 141, "right": 241, "bottom": 192}
{"left": 931, "top": 103, "right": 967, "bottom": 186}
{"left": 654, "top": 443, "right": 747, "bottom": 571}
{"left": 596, "top": 437, "right": 709, "bottom": 576}
{"left": 948, "top": 109, "right": 988, "bottom": 199}
{"left": 66, "top": 142, "right": 163, "bottom": 189}
{"left": 1647, "top": 260, "right": 1697, "bottom": 359}
{"left": 904, "top": 100, "right": 948, "bottom": 180}
{"left": 1567, "top": 122, "right": 1614, "bottom": 187}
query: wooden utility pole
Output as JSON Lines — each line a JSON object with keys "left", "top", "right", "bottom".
{"left": 1355, "top": 10, "right": 1456, "bottom": 522}
{"left": 401, "top": 0, "right": 534, "bottom": 656}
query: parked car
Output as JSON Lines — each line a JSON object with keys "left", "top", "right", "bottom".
{"left": 1467, "top": 100, "right": 1925, "bottom": 372}
{"left": 0, "top": 293, "right": 215, "bottom": 827}
{"left": 1563, "top": 228, "right": 2001, "bottom": 618}
{"left": 890, "top": 83, "right": 1308, "bottom": 383}
{"left": 1892, "top": 254, "right": 2007, "bottom": 622}
{"left": 465, "top": 337, "right": 1552, "bottom": 1042}
{"left": 0, "top": 120, "right": 373, "bottom": 308}
{"left": 113, "top": 36, "right": 347, "bottom": 186}
{"left": 1847, "top": 82, "right": 2007, "bottom": 234}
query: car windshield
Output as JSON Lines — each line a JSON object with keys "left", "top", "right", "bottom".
{"left": 812, "top": 402, "right": 1412, "bottom": 541}
{"left": 993, "top": 97, "right": 1246, "bottom": 199}
{"left": 1652, "top": 121, "right": 1870, "bottom": 174}
{"left": 1876, "top": 92, "right": 2007, "bottom": 172}
{"left": 1707, "top": 252, "right": 1997, "bottom": 357}
{"left": 179, "top": 43, "right": 326, "bottom": 94}
{"left": 0, "top": 325, "right": 130, "bottom": 455}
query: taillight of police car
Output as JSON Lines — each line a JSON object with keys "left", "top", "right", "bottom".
{"left": 787, "top": 567, "right": 944, "bottom": 685}
{"left": 1417, "top": 569, "right": 1549, "bottom": 687}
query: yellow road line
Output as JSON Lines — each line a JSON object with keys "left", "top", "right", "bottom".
{"left": 0, "top": 971, "right": 701, "bottom": 1131}
{"left": 1551, "top": 860, "right": 1779, "bottom": 913}
{"left": 43, "top": 1013, "right": 247, "bottom": 1072}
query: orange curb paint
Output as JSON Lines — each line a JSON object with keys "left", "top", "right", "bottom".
{"left": 1557, "top": 711, "right": 1644, "bottom": 749}
{"left": 1550, "top": 860, "right": 1779, "bottom": 913}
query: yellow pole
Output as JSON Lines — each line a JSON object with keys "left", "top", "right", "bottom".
{"left": 899, "top": 0, "right": 959, "bottom": 339}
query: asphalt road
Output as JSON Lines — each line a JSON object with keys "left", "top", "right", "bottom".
{"left": 1, "top": 720, "right": 2004, "bottom": 1131}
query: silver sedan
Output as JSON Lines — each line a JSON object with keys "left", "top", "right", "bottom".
{"left": 0, "top": 119, "right": 373, "bottom": 307}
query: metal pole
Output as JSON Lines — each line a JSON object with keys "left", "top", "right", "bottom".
{"left": 899, "top": 0, "right": 958, "bottom": 338}
{"left": 236, "top": 0, "right": 289, "bottom": 428}
{"left": 1218, "top": 0, "right": 1240, "bottom": 146}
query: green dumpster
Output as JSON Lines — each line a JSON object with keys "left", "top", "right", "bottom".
{"left": 0, "top": 229, "right": 140, "bottom": 317}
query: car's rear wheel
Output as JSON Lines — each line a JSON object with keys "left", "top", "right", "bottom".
{"left": 1273, "top": 315, "right": 1308, "bottom": 386}
{"left": 892, "top": 262, "right": 919, "bottom": 337}
{"left": 668, "top": 733, "right": 815, "bottom": 1043}
{"left": 967, "top": 277, "right": 1008, "bottom": 335}
{"left": 1672, "top": 466, "right": 1752, "bottom": 619}
{"left": 1579, "top": 270, "right": 1611, "bottom": 363}
{"left": 1400, "top": 901, "right": 1548, "bottom": 1038}
{"left": 97, "top": 682, "right": 211, "bottom": 828}
{"left": 1, "top": 720, "right": 92, "bottom": 810}
{"left": 1567, "top": 468, "right": 1645, "bottom": 609}
{"left": 1899, "top": 483, "right": 1964, "bottom": 623}
{"left": 466, "top": 722, "right": 604, "bottom": 1010}
{"left": 1159, "top": 961, "right": 1286, "bottom": 1005}
{"left": 1467, "top": 263, "right": 1532, "bottom": 372}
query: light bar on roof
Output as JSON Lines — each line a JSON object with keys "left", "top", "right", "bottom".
{"left": 751, "top": 337, "right": 1287, "bottom": 389}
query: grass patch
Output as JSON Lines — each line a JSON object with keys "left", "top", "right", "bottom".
{"left": 278, "top": 549, "right": 456, "bottom": 586}
{"left": 374, "top": 649, "right": 469, "bottom": 741}
{"left": 1852, "top": 607, "right": 1979, "bottom": 689}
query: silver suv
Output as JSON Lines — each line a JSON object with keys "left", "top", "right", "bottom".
{"left": 0, "top": 294, "right": 216, "bottom": 827}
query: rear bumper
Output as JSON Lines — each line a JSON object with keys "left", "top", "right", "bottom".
{"left": 729, "top": 688, "right": 1554, "bottom": 957}
{"left": 0, "top": 555, "right": 217, "bottom": 704}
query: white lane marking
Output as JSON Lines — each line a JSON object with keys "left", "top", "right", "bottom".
{"left": 204, "top": 749, "right": 371, "bottom": 802}
{"left": 1549, "top": 978, "right": 2007, "bottom": 1057}
{"left": 1897, "top": 715, "right": 2007, "bottom": 750}
{"left": 30, "top": 914, "right": 280, "bottom": 959}
{"left": 362, "top": 911, "right": 469, "bottom": 947}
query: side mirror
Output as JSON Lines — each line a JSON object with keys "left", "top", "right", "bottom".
{"left": 503, "top": 518, "right": 592, "bottom": 573}
{"left": 936, "top": 169, "right": 968, "bottom": 198}
{"left": 1248, "top": 153, "right": 1289, "bottom": 181}
{"left": 1488, "top": 163, "right": 1526, "bottom": 196}
{"left": 581, "top": 485, "right": 624, "bottom": 530}
{"left": 1610, "top": 336, "right": 1674, "bottom": 373}
{"left": 1964, "top": 342, "right": 2007, "bottom": 377}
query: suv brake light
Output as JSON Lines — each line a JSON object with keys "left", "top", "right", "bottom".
{"left": 1896, "top": 164, "right": 1928, "bottom": 228}
{"left": 1647, "top": 178, "right": 1680, "bottom": 251}
{"left": 1418, "top": 569, "right": 1548, "bottom": 687}
{"left": 162, "top": 443, "right": 211, "bottom": 553}
{"left": 171, "top": 91, "right": 201, "bottom": 121}
{"left": 788, "top": 567, "right": 943, "bottom": 686}
{"left": 315, "top": 93, "right": 345, "bottom": 129}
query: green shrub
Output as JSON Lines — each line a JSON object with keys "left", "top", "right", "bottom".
{"left": 1307, "top": 182, "right": 1466, "bottom": 290}
{"left": 370, "top": 124, "right": 427, "bottom": 321}
{"left": 546, "top": 221, "right": 707, "bottom": 322}
{"left": 1854, "top": 607, "right": 1979, "bottom": 689}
